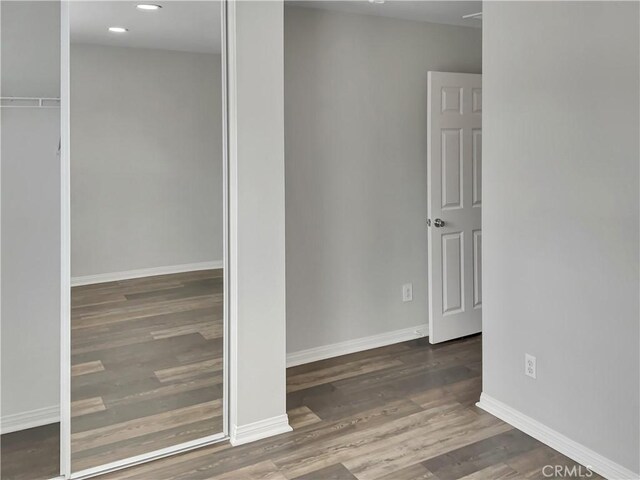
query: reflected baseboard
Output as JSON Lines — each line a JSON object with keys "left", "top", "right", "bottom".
{"left": 1, "top": 405, "right": 59, "bottom": 434}
{"left": 230, "top": 414, "right": 292, "bottom": 446}
{"left": 70, "top": 261, "right": 224, "bottom": 286}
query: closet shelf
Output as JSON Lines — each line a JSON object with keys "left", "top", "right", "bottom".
{"left": 1, "top": 97, "right": 61, "bottom": 108}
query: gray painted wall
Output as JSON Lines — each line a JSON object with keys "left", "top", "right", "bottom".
{"left": 230, "top": 0, "right": 288, "bottom": 430}
{"left": 284, "top": 6, "right": 482, "bottom": 353}
{"left": 1, "top": 1, "right": 61, "bottom": 420}
{"left": 1, "top": 1, "right": 60, "bottom": 98}
{"left": 70, "top": 44, "right": 223, "bottom": 278}
{"left": 483, "top": 1, "right": 639, "bottom": 474}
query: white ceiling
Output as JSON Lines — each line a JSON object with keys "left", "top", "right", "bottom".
{"left": 70, "top": 1, "right": 222, "bottom": 54}
{"left": 69, "top": 0, "right": 480, "bottom": 55}
{"left": 286, "top": 1, "right": 482, "bottom": 28}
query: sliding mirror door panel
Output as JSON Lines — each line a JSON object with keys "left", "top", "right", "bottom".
{"left": 69, "top": 1, "right": 225, "bottom": 473}
{"left": 0, "top": 2, "right": 62, "bottom": 479}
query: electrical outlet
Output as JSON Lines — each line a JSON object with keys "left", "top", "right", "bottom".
{"left": 525, "top": 354, "right": 536, "bottom": 379}
{"left": 402, "top": 283, "right": 413, "bottom": 302}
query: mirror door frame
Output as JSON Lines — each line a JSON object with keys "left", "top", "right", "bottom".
{"left": 58, "top": 2, "right": 231, "bottom": 478}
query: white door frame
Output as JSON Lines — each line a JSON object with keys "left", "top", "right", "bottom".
{"left": 58, "top": 2, "right": 232, "bottom": 478}
{"left": 59, "top": 2, "right": 71, "bottom": 476}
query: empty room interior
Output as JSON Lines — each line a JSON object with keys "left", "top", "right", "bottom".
{"left": 1, "top": 1, "right": 638, "bottom": 480}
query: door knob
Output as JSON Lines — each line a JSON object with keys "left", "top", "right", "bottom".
{"left": 434, "top": 218, "right": 445, "bottom": 228}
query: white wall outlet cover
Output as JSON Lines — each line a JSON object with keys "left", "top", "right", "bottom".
{"left": 402, "top": 283, "right": 413, "bottom": 302}
{"left": 525, "top": 353, "right": 537, "bottom": 379}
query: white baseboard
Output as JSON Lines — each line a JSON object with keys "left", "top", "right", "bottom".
{"left": 286, "top": 323, "right": 429, "bottom": 368}
{"left": 230, "top": 414, "right": 292, "bottom": 446}
{"left": 1, "top": 405, "right": 59, "bottom": 434}
{"left": 71, "top": 261, "right": 224, "bottom": 286}
{"left": 477, "top": 393, "right": 639, "bottom": 480}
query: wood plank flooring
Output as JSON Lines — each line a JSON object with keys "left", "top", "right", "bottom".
{"left": 0, "top": 423, "right": 60, "bottom": 480}
{"left": 70, "top": 269, "right": 224, "bottom": 472}
{"left": 94, "top": 335, "right": 598, "bottom": 480}
{"left": 1, "top": 296, "right": 597, "bottom": 479}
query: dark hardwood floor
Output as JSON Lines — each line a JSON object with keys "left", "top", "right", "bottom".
{"left": 2, "top": 288, "right": 596, "bottom": 479}
{"left": 70, "top": 269, "right": 224, "bottom": 472}
{"left": 0, "top": 423, "right": 60, "bottom": 480}
{"left": 96, "top": 335, "right": 598, "bottom": 480}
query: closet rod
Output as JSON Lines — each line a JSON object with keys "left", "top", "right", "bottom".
{"left": 1, "top": 96, "right": 61, "bottom": 108}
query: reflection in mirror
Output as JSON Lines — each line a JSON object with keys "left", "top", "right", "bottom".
{"left": 0, "top": 2, "right": 62, "bottom": 479}
{"left": 69, "top": 1, "right": 224, "bottom": 473}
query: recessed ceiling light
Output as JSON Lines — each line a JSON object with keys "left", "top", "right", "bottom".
{"left": 369, "top": 0, "right": 385, "bottom": 3}
{"left": 136, "top": 4, "right": 162, "bottom": 11}
{"left": 108, "top": 26, "right": 128, "bottom": 33}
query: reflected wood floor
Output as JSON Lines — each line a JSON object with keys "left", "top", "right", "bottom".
{"left": 70, "top": 269, "right": 224, "bottom": 472}
{"left": 95, "top": 335, "right": 598, "bottom": 480}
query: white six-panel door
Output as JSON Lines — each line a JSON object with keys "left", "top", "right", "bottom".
{"left": 427, "top": 71, "right": 482, "bottom": 344}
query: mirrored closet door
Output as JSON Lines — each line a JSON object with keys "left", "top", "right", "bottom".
{"left": 68, "top": 1, "right": 226, "bottom": 475}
